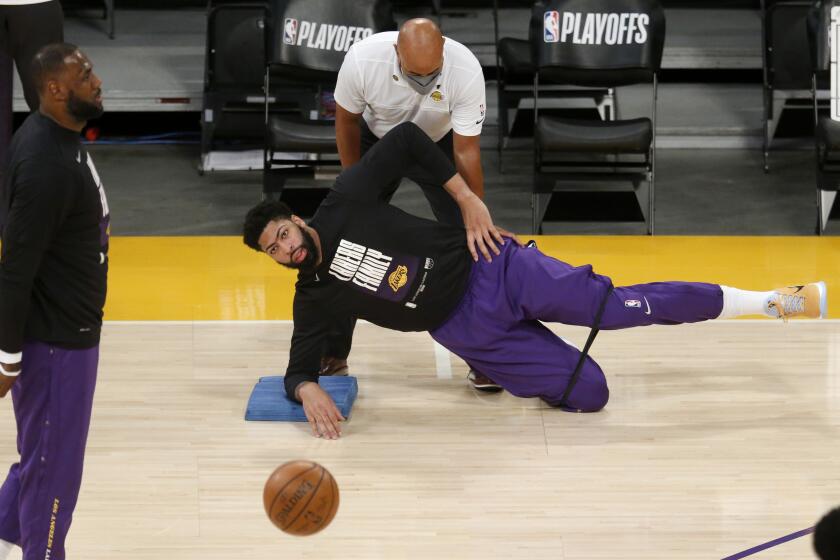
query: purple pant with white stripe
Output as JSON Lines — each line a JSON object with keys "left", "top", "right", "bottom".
{"left": 0, "top": 341, "right": 98, "bottom": 560}
{"left": 430, "top": 242, "right": 723, "bottom": 411}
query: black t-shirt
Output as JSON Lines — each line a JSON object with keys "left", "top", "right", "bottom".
{"left": 284, "top": 123, "right": 472, "bottom": 398}
{"left": 0, "top": 112, "right": 110, "bottom": 357}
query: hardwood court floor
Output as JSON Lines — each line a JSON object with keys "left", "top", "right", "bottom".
{"left": 2, "top": 320, "right": 838, "bottom": 560}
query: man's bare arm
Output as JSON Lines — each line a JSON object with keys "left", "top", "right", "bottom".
{"left": 453, "top": 132, "right": 484, "bottom": 199}
{"left": 335, "top": 103, "right": 363, "bottom": 169}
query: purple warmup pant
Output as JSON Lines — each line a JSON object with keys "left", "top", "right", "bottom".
{"left": 0, "top": 341, "right": 98, "bottom": 560}
{"left": 430, "top": 243, "right": 723, "bottom": 412}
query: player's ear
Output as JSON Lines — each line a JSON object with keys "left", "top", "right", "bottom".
{"left": 47, "top": 79, "right": 65, "bottom": 101}
{"left": 290, "top": 215, "right": 306, "bottom": 228}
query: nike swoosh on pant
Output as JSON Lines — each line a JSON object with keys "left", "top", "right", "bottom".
{"left": 644, "top": 296, "right": 651, "bottom": 315}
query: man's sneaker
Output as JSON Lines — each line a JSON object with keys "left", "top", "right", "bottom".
{"left": 468, "top": 369, "right": 503, "bottom": 393}
{"left": 767, "top": 282, "right": 827, "bottom": 320}
{"left": 319, "top": 357, "right": 349, "bottom": 376}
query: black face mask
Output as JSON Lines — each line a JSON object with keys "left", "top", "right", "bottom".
{"left": 282, "top": 226, "right": 320, "bottom": 273}
{"left": 67, "top": 89, "right": 103, "bottom": 122}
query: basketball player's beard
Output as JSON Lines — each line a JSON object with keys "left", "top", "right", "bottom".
{"left": 67, "top": 90, "right": 104, "bottom": 122}
{"left": 284, "top": 227, "right": 319, "bottom": 273}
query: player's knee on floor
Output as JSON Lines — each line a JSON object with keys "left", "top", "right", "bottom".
{"left": 543, "top": 360, "right": 609, "bottom": 412}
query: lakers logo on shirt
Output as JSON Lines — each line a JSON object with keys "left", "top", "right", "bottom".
{"left": 430, "top": 91, "right": 443, "bottom": 102}
{"left": 388, "top": 265, "right": 409, "bottom": 293}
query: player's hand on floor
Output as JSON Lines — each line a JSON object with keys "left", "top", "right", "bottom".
{"left": 0, "top": 362, "right": 21, "bottom": 398}
{"left": 297, "top": 381, "right": 345, "bottom": 439}
{"left": 459, "top": 192, "right": 506, "bottom": 263}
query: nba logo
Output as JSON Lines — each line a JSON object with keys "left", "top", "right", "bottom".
{"left": 544, "top": 11, "right": 559, "bottom": 43}
{"left": 283, "top": 18, "right": 298, "bottom": 45}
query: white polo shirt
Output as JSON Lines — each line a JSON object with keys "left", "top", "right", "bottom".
{"left": 334, "top": 31, "right": 486, "bottom": 142}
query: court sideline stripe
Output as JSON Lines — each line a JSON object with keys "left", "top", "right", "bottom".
{"left": 721, "top": 527, "right": 815, "bottom": 560}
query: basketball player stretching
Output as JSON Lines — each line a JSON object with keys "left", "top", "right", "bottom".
{"left": 0, "top": 45, "right": 108, "bottom": 560}
{"left": 243, "top": 122, "right": 827, "bottom": 440}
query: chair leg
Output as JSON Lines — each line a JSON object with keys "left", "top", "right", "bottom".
{"left": 108, "top": 0, "right": 115, "bottom": 39}
{"left": 763, "top": 112, "right": 770, "bottom": 174}
{"left": 763, "top": 86, "right": 771, "bottom": 173}
{"left": 531, "top": 193, "right": 539, "bottom": 235}
{"left": 820, "top": 190, "right": 837, "bottom": 235}
{"left": 497, "top": 87, "right": 508, "bottom": 174}
{"left": 648, "top": 168, "right": 655, "bottom": 235}
{"left": 263, "top": 162, "right": 287, "bottom": 199}
{"left": 531, "top": 191, "right": 551, "bottom": 235}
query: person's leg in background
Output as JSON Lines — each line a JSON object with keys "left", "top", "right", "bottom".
{"left": 0, "top": 9, "right": 15, "bottom": 198}
{"left": 6, "top": 1, "right": 64, "bottom": 111}
{"left": 0, "top": 1, "right": 64, "bottom": 228}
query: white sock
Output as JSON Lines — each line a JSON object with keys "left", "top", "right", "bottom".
{"left": 0, "top": 539, "right": 15, "bottom": 560}
{"left": 718, "top": 285, "right": 775, "bottom": 319}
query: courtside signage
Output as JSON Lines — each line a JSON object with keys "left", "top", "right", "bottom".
{"left": 544, "top": 11, "right": 650, "bottom": 45}
{"left": 283, "top": 18, "right": 373, "bottom": 52}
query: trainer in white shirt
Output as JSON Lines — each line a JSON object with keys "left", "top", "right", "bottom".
{"left": 334, "top": 20, "right": 487, "bottom": 198}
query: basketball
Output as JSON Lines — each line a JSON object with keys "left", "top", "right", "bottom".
{"left": 263, "top": 461, "right": 340, "bottom": 536}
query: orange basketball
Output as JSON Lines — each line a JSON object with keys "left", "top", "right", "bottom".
{"left": 263, "top": 460, "right": 340, "bottom": 536}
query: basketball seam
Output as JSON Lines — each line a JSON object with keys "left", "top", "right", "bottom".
{"left": 283, "top": 466, "right": 326, "bottom": 532}
{"left": 268, "top": 461, "right": 318, "bottom": 523}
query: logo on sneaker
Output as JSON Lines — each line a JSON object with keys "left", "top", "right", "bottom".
{"left": 625, "top": 299, "right": 641, "bottom": 308}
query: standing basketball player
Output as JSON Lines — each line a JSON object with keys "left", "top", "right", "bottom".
{"left": 242, "top": 122, "right": 827, "bottom": 439}
{"left": 330, "top": 17, "right": 501, "bottom": 391}
{"left": 0, "top": 44, "right": 108, "bottom": 560}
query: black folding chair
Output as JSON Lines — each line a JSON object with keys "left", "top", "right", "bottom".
{"left": 263, "top": 0, "right": 395, "bottom": 202}
{"left": 495, "top": 0, "right": 614, "bottom": 172}
{"left": 200, "top": 1, "right": 269, "bottom": 171}
{"left": 532, "top": 0, "right": 665, "bottom": 234}
{"left": 761, "top": 0, "right": 827, "bottom": 172}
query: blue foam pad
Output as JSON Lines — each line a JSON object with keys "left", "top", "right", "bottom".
{"left": 245, "top": 376, "right": 358, "bottom": 422}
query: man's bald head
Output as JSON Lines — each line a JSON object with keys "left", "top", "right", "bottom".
{"left": 396, "top": 18, "right": 444, "bottom": 76}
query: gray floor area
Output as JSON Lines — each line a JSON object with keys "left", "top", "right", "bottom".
{"left": 93, "top": 134, "right": 821, "bottom": 236}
